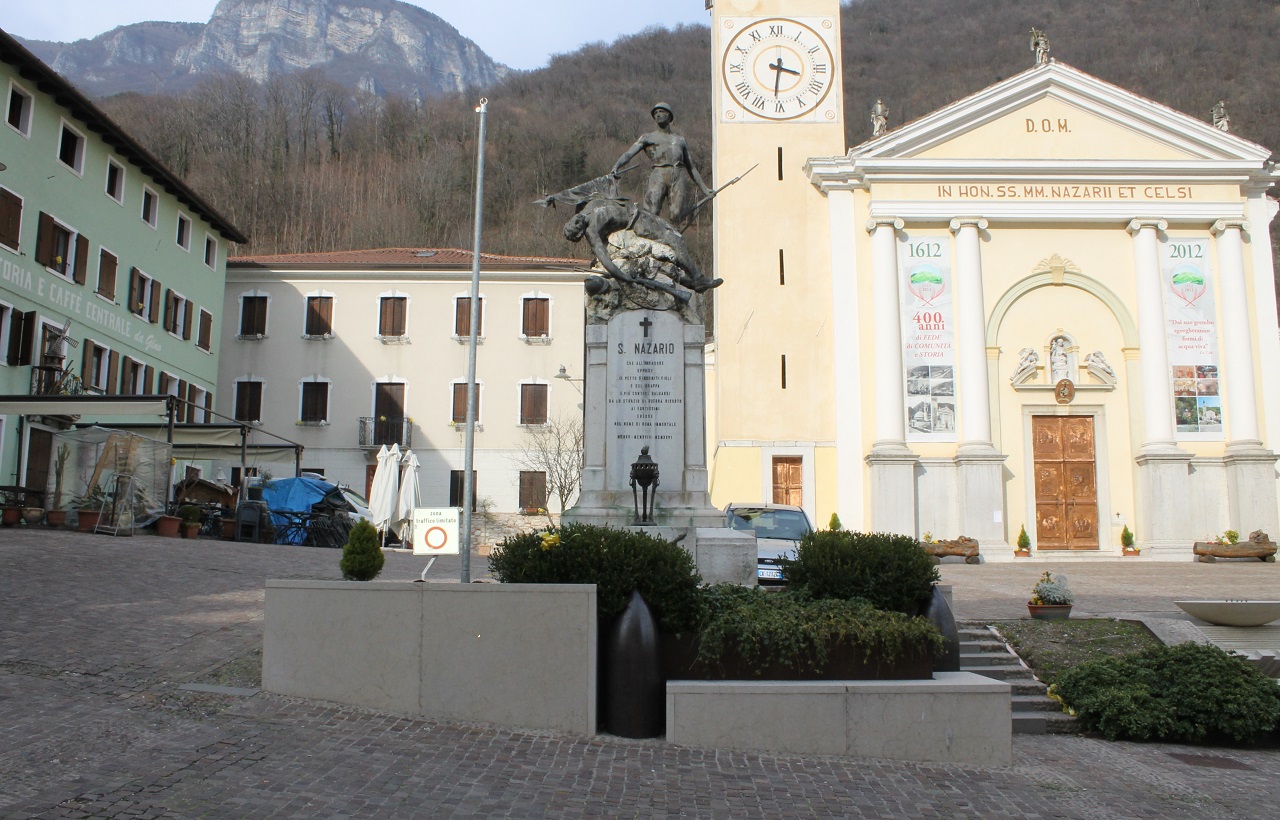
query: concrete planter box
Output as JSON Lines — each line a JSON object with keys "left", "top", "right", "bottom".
{"left": 665, "top": 672, "right": 1011, "bottom": 766}
{"left": 264, "top": 581, "right": 597, "bottom": 735}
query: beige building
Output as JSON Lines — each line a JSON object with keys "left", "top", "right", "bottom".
{"left": 220, "top": 248, "right": 587, "bottom": 513}
{"left": 708, "top": 0, "right": 1280, "bottom": 559}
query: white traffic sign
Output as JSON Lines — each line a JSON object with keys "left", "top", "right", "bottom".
{"left": 412, "top": 507, "right": 460, "bottom": 555}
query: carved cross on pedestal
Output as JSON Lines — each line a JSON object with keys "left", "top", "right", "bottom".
{"left": 639, "top": 316, "right": 653, "bottom": 338}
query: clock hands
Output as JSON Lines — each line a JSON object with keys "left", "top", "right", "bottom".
{"left": 768, "top": 56, "right": 801, "bottom": 97}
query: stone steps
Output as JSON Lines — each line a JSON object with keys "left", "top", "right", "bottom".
{"left": 957, "top": 623, "right": 1078, "bottom": 735}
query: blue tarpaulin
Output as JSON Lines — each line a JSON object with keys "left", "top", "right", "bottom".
{"left": 260, "top": 477, "right": 341, "bottom": 544}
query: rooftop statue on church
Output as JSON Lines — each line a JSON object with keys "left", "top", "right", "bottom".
{"left": 1030, "top": 28, "right": 1050, "bottom": 65}
{"left": 1212, "top": 99, "right": 1231, "bottom": 132}
{"left": 871, "top": 98, "right": 889, "bottom": 137}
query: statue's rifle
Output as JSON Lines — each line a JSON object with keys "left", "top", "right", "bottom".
{"left": 676, "top": 163, "right": 758, "bottom": 231}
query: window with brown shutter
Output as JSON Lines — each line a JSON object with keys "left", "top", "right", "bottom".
{"left": 197, "top": 310, "right": 213, "bottom": 351}
{"left": 182, "top": 301, "right": 193, "bottom": 340}
{"left": 240, "top": 295, "right": 267, "bottom": 336}
{"left": 455, "top": 297, "right": 482, "bottom": 337}
{"left": 35, "top": 212, "right": 55, "bottom": 268}
{"left": 301, "top": 381, "right": 329, "bottom": 423}
{"left": 0, "top": 188, "right": 21, "bottom": 250}
{"left": 305, "top": 296, "right": 333, "bottom": 336}
{"left": 204, "top": 391, "right": 214, "bottom": 424}
{"left": 518, "top": 471, "right": 547, "bottom": 510}
{"left": 176, "top": 380, "right": 188, "bottom": 421}
{"left": 379, "top": 296, "right": 407, "bottom": 337}
{"left": 14, "top": 310, "right": 35, "bottom": 366}
{"left": 96, "top": 250, "right": 117, "bottom": 299}
{"left": 80, "top": 340, "right": 97, "bottom": 385}
{"left": 106, "top": 351, "right": 119, "bottom": 394}
{"left": 522, "top": 297, "right": 550, "bottom": 337}
{"left": 72, "top": 234, "right": 88, "bottom": 284}
{"left": 128, "top": 268, "right": 143, "bottom": 315}
{"left": 148, "top": 282, "right": 161, "bottom": 324}
{"left": 519, "top": 383, "right": 548, "bottom": 425}
{"left": 235, "top": 381, "right": 263, "bottom": 422}
{"left": 142, "top": 365, "right": 154, "bottom": 394}
{"left": 119, "top": 358, "right": 136, "bottom": 395}
{"left": 163, "top": 290, "right": 177, "bottom": 333}
{"left": 452, "top": 382, "right": 479, "bottom": 424}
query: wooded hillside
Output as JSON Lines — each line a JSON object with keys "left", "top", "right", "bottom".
{"left": 98, "top": 0, "right": 1279, "bottom": 266}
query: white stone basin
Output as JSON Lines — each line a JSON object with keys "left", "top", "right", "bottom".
{"left": 1174, "top": 600, "right": 1280, "bottom": 627}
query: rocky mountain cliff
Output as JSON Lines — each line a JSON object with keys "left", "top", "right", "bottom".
{"left": 19, "top": 0, "right": 507, "bottom": 99}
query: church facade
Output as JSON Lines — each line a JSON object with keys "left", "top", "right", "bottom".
{"left": 707, "top": 0, "right": 1280, "bottom": 559}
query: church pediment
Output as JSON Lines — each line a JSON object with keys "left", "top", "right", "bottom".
{"left": 849, "top": 63, "right": 1270, "bottom": 165}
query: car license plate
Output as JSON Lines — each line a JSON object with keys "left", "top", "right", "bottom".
{"left": 758, "top": 568, "right": 783, "bottom": 579}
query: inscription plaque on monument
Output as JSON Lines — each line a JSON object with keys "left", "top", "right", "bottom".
{"left": 607, "top": 310, "right": 685, "bottom": 490}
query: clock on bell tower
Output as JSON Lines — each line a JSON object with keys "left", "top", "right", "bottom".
{"left": 708, "top": 0, "right": 846, "bottom": 517}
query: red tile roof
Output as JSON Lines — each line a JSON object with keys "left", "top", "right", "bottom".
{"left": 229, "top": 247, "right": 587, "bottom": 270}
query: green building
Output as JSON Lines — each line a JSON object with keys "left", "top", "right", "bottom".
{"left": 0, "top": 28, "right": 246, "bottom": 501}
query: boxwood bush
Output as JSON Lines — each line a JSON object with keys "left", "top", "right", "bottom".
{"left": 778, "top": 530, "right": 940, "bottom": 614}
{"left": 695, "top": 585, "right": 944, "bottom": 677}
{"left": 489, "top": 523, "right": 704, "bottom": 632}
{"left": 340, "top": 519, "right": 384, "bottom": 581}
{"left": 1051, "top": 642, "right": 1280, "bottom": 743}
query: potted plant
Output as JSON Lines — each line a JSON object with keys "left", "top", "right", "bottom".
{"left": 1121, "top": 525, "right": 1139, "bottom": 556}
{"left": 1015, "top": 524, "right": 1031, "bottom": 557}
{"left": 154, "top": 510, "right": 181, "bottom": 538}
{"left": 178, "top": 505, "right": 202, "bottom": 538}
{"left": 1028, "top": 571, "right": 1075, "bottom": 619}
{"left": 1, "top": 506, "right": 19, "bottom": 526}
{"left": 46, "top": 444, "right": 71, "bottom": 528}
{"left": 72, "top": 484, "right": 108, "bottom": 532}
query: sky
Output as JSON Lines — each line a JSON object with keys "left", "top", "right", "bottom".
{"left": 3, "top": 1, "right": 714, "bottom": 71}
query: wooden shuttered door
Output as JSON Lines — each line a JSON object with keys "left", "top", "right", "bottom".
{"left": 306, "top": 297, "right": 332, "bottom": 336}
{"left": 379, "top": 297, "right": 406, "bottom": 336}
{"left": 455, "top": 297, "right": 481, "bottom": 337}
{"left": 97, "top": 250, "right": 117, "bottom": 299}
{"left": 520, "top": 383, "right": 548, "bottom": 425}
{"left": 72, "top": 234, "right": 88, "bottom": 285}
{"left": 519, "top": 471, "right": 547, "bottom": 510}
{"left": 34, "top": 212, "right": 55, "bottom": 268}
{"left": 771, "top": 457, "right": 803, "bottom": 507}
{"left": 522, "top": 298, "right": 549, "bottom": 337}
{"left": 0, "top": 188, "right": 21, "bottom": 249}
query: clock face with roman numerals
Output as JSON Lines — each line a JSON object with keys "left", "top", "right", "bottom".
{"left": 721, "top": 18, "right": 836, "bottom": 122}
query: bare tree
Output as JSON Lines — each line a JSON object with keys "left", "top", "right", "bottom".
{"left": 514, "top": 413, "right": 584, "bottom": 514}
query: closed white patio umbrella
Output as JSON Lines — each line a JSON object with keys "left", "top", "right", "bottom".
{"left": 367, "top": 443, "right": 401, "bottom": 546}
{"left": 393, "top": 449, "right": 421, "bottom": 544}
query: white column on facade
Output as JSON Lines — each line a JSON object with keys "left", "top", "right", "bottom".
{"left": 1212, "top": 218, "right": 1260, "bottom": 445}
{"left": 867, "top": 217, "right": 906, "bottom": 445}
{"left": 1127, "top": 218, "right": 1175, "bottom": 449}
{"left": 949, "top": 217, "right": 992, "bottom": 448}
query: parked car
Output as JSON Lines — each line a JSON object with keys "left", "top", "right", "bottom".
{"left": 724, "top": 503, "right": 815, "bottom": 584}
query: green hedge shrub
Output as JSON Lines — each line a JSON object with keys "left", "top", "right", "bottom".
{"left": 340, "top": 519, "right": 385, "bottom": 581}
{"left": 695, "top": 585, "right": 943, "bottom": 677}
{"left": 1051, "top": 642, "right": 1280, "bottom": 743}
{"left": 778, "top": 530, "right": 939, "bottom": 614}
{"left": 489, "top": 523, "right": 704, "bottom": 632}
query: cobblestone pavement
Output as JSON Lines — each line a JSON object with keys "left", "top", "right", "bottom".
{"left": 2, "top": 527, "right": 1279, "bottom": 818}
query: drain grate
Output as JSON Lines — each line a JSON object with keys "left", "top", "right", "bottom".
{"left": 1167, "top": 752, "right": 1254, "bottom": 771}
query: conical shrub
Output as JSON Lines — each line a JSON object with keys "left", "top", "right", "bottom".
{"left": 340, "top": 519, "right": 384, "bottom": 581}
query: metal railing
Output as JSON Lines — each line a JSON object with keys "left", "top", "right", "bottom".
{"left": 357, "top": 417, "right": 412, "bottom": 449}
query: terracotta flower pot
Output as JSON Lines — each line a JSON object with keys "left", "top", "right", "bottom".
{"left": 1028, "top": 603, "right": 1072, "bottom": 620}
{"left": 1014, "top": 549, "right": 1031, "bottom": 558}
{"left": 46, "top": 510, "right": 68, "bottom": 528}
{"left": 77, "top": 510, "right": 102, "bottom": 532}
{"left": 1122, "top": 547, "right": 1140, "bottom": 556}
{"left": 1, "top": 507, "right": 20, "bottom": 526}
{"left": 155, "top": 515, "right": 181, "bottom": 538}
{"left": 181, "top": 521, "right": 200, "bottom": 539}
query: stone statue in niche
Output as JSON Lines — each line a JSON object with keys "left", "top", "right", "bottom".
{"left": 1010, "top": 347, "right": 1040, "bottom": 385}
{"left": 1049, "top": 336, "right": 1072, "bottom": 383}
